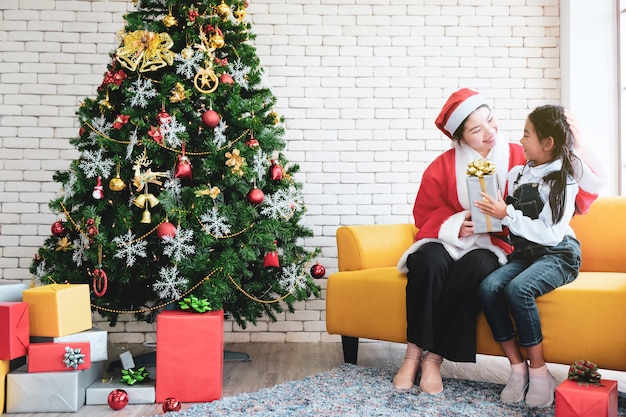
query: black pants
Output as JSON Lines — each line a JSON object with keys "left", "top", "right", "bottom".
{"left": 405, "top": 242, "right": 499, "bottom": 362}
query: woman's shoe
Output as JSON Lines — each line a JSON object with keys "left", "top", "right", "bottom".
{"left": 392, "top": 356, "right": 421, "bottom": 390}
{"left": 419, "top": 355, "right": 444, "bottom": 394}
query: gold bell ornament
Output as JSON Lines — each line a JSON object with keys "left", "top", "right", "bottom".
{"left": 133, "top": 192, "right": 160, "bottom": 223}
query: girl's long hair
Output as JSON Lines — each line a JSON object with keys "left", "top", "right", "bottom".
{"left": 527, "top": 105, "right": 582, "bottom": 224}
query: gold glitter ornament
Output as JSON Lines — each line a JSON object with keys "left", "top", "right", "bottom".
{"left": 216, "top": 0, "right": 231, "bottom": 19}
{"left": 109, "top": 176, "right": 126, "bottom": 192}
{"left": 116, "top": 30, "right": 175, "bottom": 73}
{"left": 170, "top": 82, "right": 187, "bottom": 103}
{"left": 181, "top": 47, "right": 194, "bottom": 59}
{"left": 234, "top": 8, "right": 246, "bottom": 22}
{"left": 209, "top": 33, "right": 225, "bottom": 49}
{"left": 163, "top": 13, "right": 178, "bottom": 28}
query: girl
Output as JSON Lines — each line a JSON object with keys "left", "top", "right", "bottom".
{"left": 475, "top": 105, "right": 583, "bottom": 407}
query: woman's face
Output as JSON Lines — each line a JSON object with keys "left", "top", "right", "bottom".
{"left": 459, "top": 106, "right": 499, "bottom": 157}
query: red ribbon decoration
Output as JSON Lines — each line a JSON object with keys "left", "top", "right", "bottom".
{"left": 92, "top": 268, "right": 108, "bottom": 297}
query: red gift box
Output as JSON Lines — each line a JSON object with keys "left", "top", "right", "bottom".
{"left": 155, "top": 310, "right": 224, "bottom": 402}
{"left": 555, "top": 379, "right": 618, "bottom": 417}
{"left": 27, "top": 342, "right": 91, "bottom": 373}
{"left": 0, "top": 302, "right": 29, "bottom": 360}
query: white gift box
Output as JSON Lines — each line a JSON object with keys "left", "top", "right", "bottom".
{"left": 0, "top": 283, "right": 27, "bottom": 302}
{"left": 466, "top": 175, "right": 503, "bottom": 233}
{"left": 30, "top": 327, "right": 108, "bottom": 362}
{"left": 6, "top": 361, "right": 103, "bottom": 413}
{"left": 86, "top": 379, "right": 155, "bottom": 405}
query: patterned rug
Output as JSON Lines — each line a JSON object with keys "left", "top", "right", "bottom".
{"left": 157, "top": 363, "right": 626, "bottom": 417}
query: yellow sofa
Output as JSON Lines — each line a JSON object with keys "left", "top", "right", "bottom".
{"left": 326, "top": 196, "right": 626, "bottom": 371}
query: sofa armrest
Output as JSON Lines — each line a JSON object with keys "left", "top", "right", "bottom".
{"left": 336, "top": 224, "right": 417, "bottom": 272}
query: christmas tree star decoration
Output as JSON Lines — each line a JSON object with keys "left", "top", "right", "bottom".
{"left": 31, "top": 0, "right": 321, "bottom": 327}
{"left": 153, "top": 265, "right": 188, "bottom": 299}
{"left": 113, "top": 231, "right": 148, "bottom": 267}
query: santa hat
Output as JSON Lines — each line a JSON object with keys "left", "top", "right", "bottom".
{"left": 435, "top": 88, "right": 489, "bottom": 139}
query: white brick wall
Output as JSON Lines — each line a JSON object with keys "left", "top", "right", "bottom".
{"left": 0, "top": 0, "right": 563, "bottom": 344}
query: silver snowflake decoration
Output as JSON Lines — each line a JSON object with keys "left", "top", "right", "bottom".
{"left": 34, "top": 260, "right": 48, "bottom": 287}
{"left": 78, "top": 148, "right": 115, "bottom": 178}
{"left": 153, "top": 265, "right": 189, "bottom": 300}
{"left": 162, "top": 227, "right": 196, "bottom": 262}
{"left": 278, "top": 264, "right": 307, "bottom": 292}
{"left": 88, "top": 115, "right": 112, "bottom": 145}
{"left": 229, "top": 60, "right": 251, "bottom": 89}
{"left": 260, "top": 186, "right": 303, "bottom": 220}
{"left": 162, "top": 171, "right": 182, "bottom": 203}
{"left": 72, "top": 234, "right": 89, "bottom": 267}
{"left": 62, "top": 171, "right": 78, "bottom": 202}
{"left": 161, "top": 116, "right": 187, "bottom": 148}
{"left": 126, "top": 127, "right": 139, "bottom": 160}
{"left": 252, "top": 151, "right": 270, "bottom": 182}
{"left": 127, "top": 78, "right": 157, "bottom": 108}
{"left": 112, "top": 230, "right": 148, "bottom": 267}
{"left": 174, "top": 50, "right": 204, "bottom": 79}
{"left": 200, "top": 207, "right": 232, "bottom": 237}
{"left": 213, "top": 120, "right": 228, "bottom": 148}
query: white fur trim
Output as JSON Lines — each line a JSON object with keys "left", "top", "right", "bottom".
{"left": 443, "top": 94, "right": 488, "bottom": 136}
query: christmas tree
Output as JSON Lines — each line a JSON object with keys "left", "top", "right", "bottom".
{"left": 29, "top": 0, "right": 321, "bottom": 327}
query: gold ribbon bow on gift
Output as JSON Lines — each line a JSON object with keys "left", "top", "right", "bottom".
{"left": 467, "top": 159, "right": 497, "bottom": 232}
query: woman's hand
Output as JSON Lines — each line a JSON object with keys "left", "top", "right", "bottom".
{"left": 474, "top": 191, "right": 508, "bottom": 220}
{"left": 459, "top": 211, "right": 475, "bottom": 238}
{"left": 564, "top": 109, "right": 584, "bottom": 157}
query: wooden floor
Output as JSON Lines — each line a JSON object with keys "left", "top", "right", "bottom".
{"left": 9, "top": 341, "right": 405, "bottom": 417}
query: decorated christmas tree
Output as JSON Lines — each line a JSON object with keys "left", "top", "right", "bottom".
{"left": 29, "top": 0, "right": 321, "bottom": 327}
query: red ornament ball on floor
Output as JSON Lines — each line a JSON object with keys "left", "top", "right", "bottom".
{"left": 107, "top": 389, "right": 128, "bottom": 410}
{"left": 162, "top": 397, "right": 182, "bottom": 412}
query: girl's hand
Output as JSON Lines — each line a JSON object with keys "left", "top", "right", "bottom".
{"left": 564, "top": 109, "right": 584, "bottom": 156}
{"left": 459, "top": 211, "right": 475, "bottom": 238}
{"left": 474, "top": 191, "right": 508, "bottom": 220}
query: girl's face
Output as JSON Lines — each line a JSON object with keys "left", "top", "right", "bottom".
{"left": 459, "top": 106, "right": 499, "bottom": 158}
{"left": 520, "top": 118, "right": 552, "bottom": 164}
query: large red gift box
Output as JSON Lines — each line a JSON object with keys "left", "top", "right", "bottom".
{"left": 28, "top": 342, "right": 91, "bottom": 373}
{"left": 555, "top": 379, "right": 618, "bottom": 417}
{"left": 156, "top": 310, "right": 224, "bottom": 402}
{"left": 0, "top": 302, "right": 29, "bottom": 360}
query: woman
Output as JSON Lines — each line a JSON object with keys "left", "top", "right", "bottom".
{"left": 393, "top": 89, "right": 607, "bottom": 394}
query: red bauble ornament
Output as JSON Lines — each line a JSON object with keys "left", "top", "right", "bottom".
{"left": 201, "top": 109, "right": 220, "bottom": 128}
{"left": 219, "top": 73, "right": 234, "bottom": 86}
{"left": 157, "top": 221, "right": 177, "bottom": 239}
{"left": 162, "top": 397, "right": 182, "bottom": 412}
{"left": 270, "top": 160, "right": 283, "bottom": 181}
{"left": 310, "top": 263, "right": 326, "bottom": 279}
{"left": 92, "top": 176, "right": 104, "bottom": 199}
{"left": 51, "top": 220, "right": 66, "bottom": 237}
{"left": 107, "top": 389, "right": 128, "bottom": 410}
{"left": 247, "top": 187, "right": 265, "bottom": 205}
{"left": 157, "top": 109, "right": 172, "bottom": 126}
{"left": 246, "top": 137, "right": 259, "bottom": 147}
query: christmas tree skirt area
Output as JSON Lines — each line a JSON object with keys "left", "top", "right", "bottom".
{"left": 107, "top": 342, "right": 249, "bottom": 373}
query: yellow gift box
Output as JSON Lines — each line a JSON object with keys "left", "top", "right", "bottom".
{"left": 22, "top": 284, "right": 92, "bottom": 337}
{"left": 1, "top": 359, "right": 8, "bottom": 413}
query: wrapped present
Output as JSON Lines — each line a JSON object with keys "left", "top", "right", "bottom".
{"left": 0, "top": 282, "right": 27, "bottom": 302}
{"left": 86, "top": 379, "right": 155, "bottom": 405}
{"left": 0, "top": 302, "right": 29, "bottom": 360}
{"left": 1, "top": 359, "right": 9, "bottom": 413}
{"left": 31, "top": 326, "right": 108, "bottom": 362}
{"left": 156, "top": 309, "right": 224, "bottom": 402}
{"left": 556, "top": 360, "right": 618, "bottom": 417}
{"left": 22, "top": 283, "right": 92, "bottom": 337}
{"left": 6, "top": 361, "right": 103, "bottom": 413}
{"left": 28, "top": 342, "right": 90, "bottom": 373}
{"left": 466, "top": 159, "right": 502, "bottom": 233}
